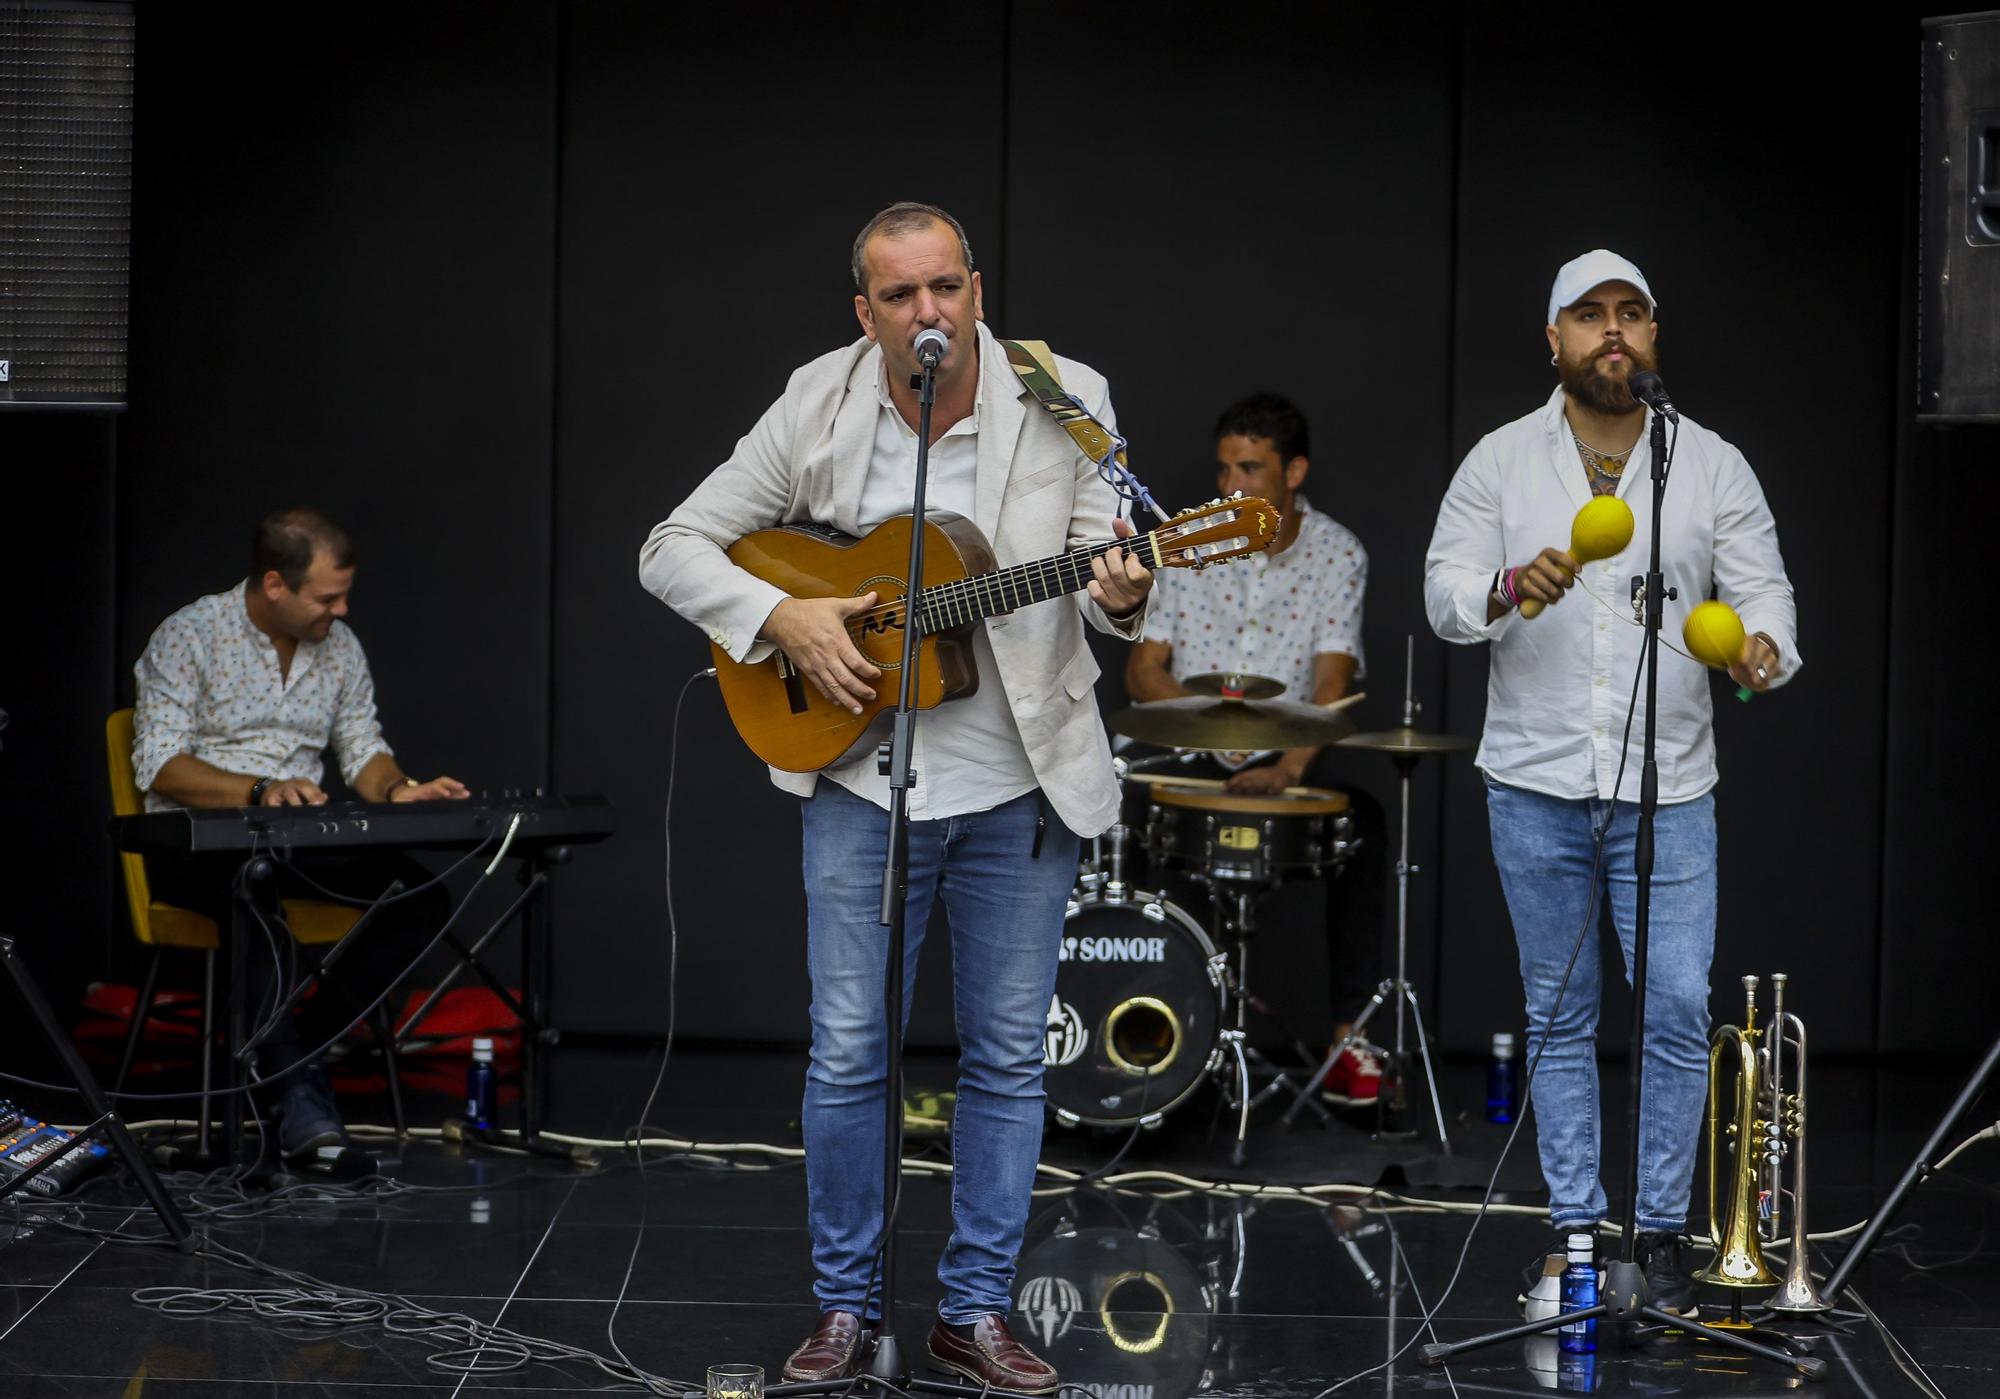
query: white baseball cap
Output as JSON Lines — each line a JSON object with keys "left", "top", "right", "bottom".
{"left": 1547, "top": 249, "right": 1657, "bottom": 327}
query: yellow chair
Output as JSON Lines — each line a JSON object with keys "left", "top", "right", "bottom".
{"left": 106, "top": 710, "right": 404, "bottom": 1133}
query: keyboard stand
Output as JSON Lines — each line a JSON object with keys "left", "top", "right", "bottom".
{"left": 390, "top": 845, "right": 571, "bottom": 1159}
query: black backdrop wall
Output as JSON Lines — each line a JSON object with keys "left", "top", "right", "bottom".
{"left": 2, "top": 1, "right": 1991, "bottom": 1077}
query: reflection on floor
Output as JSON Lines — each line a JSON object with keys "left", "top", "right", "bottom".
{"left": 0, "top": 1046, "right": 1993, "bottom": 1397}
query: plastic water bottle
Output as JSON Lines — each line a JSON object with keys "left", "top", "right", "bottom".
{"left": 1559, "top": 1231, "right": 1598, "bottom": 1353}
{"left": 466, "top": 1036, "right": 497, "bottom": 1130}
{"left": 1486, "top": 1032, "right": 1520, "bottom": 1123}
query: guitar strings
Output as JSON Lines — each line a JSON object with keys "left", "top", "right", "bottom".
{"left": 837, "top": 530, "right": 1167, "bottom": 642}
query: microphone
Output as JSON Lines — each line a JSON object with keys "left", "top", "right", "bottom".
{"left": 913, "top": 328, "right": 948, "bottom": 368}
{"left": 1627, "top": 369, "right": 1679, "bottom": 423}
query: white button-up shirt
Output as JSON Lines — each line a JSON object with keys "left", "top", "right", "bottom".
{"left": 132, "top": 582, "right": 393, "bottom": 811}
{"left": 1144, "top": 492, "right": 1367, "bottom": 700}
{"left": 1425, "top": 388, "right": 1800, "bottom": 804}
{"left": 819, "top": 362, "right": 1041, "bottom": 820}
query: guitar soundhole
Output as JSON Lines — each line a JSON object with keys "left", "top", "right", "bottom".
{"left": 852, "top": 576, "right": 908, "bottom": 671}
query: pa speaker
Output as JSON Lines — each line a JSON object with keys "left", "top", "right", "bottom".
{"left": 0, "top": 0, "right": 134, "bottom": 410}
{"left": 1919, "top": 12, "right": 2000, "bottom": 422}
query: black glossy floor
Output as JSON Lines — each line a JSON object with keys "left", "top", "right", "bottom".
{"left": 2, "top": 1046, "right": 1994, "bottom": 1398}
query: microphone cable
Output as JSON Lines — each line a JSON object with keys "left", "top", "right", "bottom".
{"left": 601, "top": 663, "right": 712, "bottom": 1396}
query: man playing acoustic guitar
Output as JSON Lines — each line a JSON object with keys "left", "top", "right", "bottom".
{"left": 639, "top": 202, "right": 1152, "bottom": 1394}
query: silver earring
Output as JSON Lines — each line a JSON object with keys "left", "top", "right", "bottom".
{"left": 1550, "top": 353, "right": 1559, "bottom": 366}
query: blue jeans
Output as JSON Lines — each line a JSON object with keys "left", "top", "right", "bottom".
{"left": 800, "top": 781, "right": 1080, "bottom": 1322}
{"left": 1484, "top": 779, "right": 1717, "bottom": 1233}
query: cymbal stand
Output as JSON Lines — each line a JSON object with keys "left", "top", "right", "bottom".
{"left": 1283, "top": 637, "right": 1451, "bottom": 1150}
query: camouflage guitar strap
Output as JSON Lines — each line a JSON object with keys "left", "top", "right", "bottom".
{"left": 999, "top": 338, "right": 1165, "bottom": 522}
{"left": 998, "top": 338, "right": 1129, "bottom": 472}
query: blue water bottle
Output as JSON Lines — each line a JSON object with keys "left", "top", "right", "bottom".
{"left": 1559, "top": 1231, "right": 1598, "bottom": 1353}
{"left": 1486, "top": 1032, "right": 1520, "bottom": 1123}
{"left": 466, "top": 1036, "right": 497, "bottom": 1130}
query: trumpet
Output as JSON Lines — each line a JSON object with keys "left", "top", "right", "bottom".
{"left": 1699, "top": 973, "right": 1832, "bottom": 1312}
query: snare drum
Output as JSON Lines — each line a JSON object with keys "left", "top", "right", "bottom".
{"left": 1144, "top": 781, "right": 1354, "bottom": 884}
{"left": 1043, "top": 888, "right": 1225, "bottom": 1128}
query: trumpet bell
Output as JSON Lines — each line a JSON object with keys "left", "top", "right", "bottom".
{"left": 1697, "top": 1239, "right": 1780, "bottom": 1289}
{"left": 1764, "top": 1261, "right": 1835, "bottom": 1314}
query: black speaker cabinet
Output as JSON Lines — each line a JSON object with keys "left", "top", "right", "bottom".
{"left": 0, "top": 0, "right": 134, "bottom": 410}
{"left": 1920, "top": 12, "right": 2000, "bottom": 422}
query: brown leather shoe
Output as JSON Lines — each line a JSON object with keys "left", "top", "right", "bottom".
{"left": 782, "top": 1310, "right": 875, "bottom": 1382}
{"left": 927, "top": 1315, "right": 1059, "bottom": 1395}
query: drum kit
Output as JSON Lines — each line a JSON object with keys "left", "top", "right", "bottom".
{"left": 1045, "top": 639, "right": 1471, "bottom": 1162}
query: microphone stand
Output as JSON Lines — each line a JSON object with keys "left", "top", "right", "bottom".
{"left": 774, "top": 339, "right": 985, "bottom": 1399}
{"left": 1418, "top": 402, "right": 1826, "bottom": 1382}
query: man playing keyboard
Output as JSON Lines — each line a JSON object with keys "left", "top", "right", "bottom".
{"left": 132, "top": 507, "right": 464, "bottom": 1156}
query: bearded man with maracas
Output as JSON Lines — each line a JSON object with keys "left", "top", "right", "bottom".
{"left": 1422, "top": 249, "right": 1800, "bottom": 1316}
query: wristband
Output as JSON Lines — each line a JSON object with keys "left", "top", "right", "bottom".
{"left": 1499, "top": 567, "right": 1521, "bottom": 609}
{"left": 248, "top": 776, "right": 273, "bottom": 806}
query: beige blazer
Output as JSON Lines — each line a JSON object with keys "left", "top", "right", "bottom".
{"left": 638, "top": 321, "right": 1144, "bottom": 838}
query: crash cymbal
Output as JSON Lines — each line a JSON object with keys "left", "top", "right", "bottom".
{"left": 1180, "top": 671, "right": 1287, "bottom": 700}
{"left": 1336, "top": 725, "right": 1476, "bottom": 755}
{"left": 1108, "top": 696, "right": 1356, "bottom": 751}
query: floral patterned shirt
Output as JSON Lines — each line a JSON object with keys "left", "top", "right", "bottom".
{"left": 1144, "top": 492, "right": 1368, "bottom": 703}
{"left": 132, "top": 582, "right": 393, "bottom": 811}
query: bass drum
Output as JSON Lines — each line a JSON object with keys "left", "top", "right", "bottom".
{"left": 1044, "top": 888, "right": 1225, "bottom": 1128}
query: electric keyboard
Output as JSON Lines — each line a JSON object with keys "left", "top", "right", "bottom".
{"left": 110, "top": 793, "right": 615, "bottom": 856}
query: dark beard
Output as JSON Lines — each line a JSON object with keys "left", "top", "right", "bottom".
{"left": 1557, "top": 343, "right": 1656, "bottom": 415}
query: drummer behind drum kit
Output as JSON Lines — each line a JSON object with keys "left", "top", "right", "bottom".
{"left": 1045, "top": 637, "right": 1473, "bottom": 1162}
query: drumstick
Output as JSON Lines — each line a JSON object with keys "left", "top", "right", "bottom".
{"left": 1319, "top": 691, "right": 1365, "bottom": 712}
{"left": 1125, "top": 772, "right": 1321, "bottom": 797}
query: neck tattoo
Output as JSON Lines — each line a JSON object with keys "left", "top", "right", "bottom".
{"left": 1572, "top": 430, "right": 1633, "bottom": 498}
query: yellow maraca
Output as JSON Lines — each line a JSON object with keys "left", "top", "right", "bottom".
{"left": 1518, "top": 496, "right": 1635, "bottom": 618}
{"left": 1683, "top": 599, "right": 1746, "bottom": 669}
{"left": 1684, "top": 598, "right": 1763, "bottom": 701}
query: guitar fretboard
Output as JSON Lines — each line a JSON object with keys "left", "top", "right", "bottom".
{"left": 914, "top": 532, "right": 1166, "bottom": 633}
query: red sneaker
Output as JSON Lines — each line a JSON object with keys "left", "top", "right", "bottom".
{"left": 1319, "top": 1042, "right": 1385, "bottom": 1108}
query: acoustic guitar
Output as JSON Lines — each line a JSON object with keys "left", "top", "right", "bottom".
{"left": 713, "top": 497, "right": 1281, "bottom": 772}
